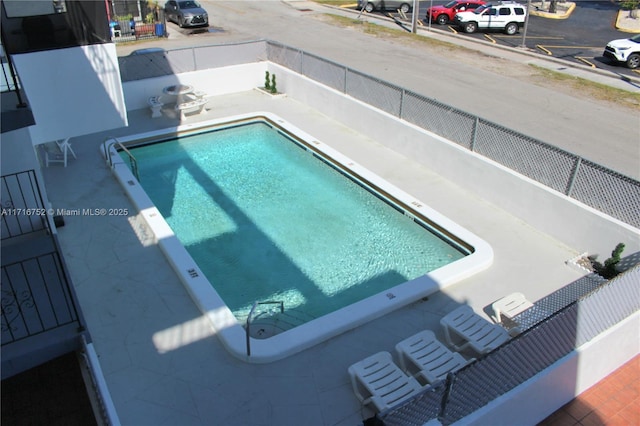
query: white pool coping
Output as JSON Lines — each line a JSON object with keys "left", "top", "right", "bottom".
{"left": 102, "top": 112, "right": 493, "bottom": 363}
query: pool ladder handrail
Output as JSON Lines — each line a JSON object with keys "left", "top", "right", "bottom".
{"left": 103, "top": 136, "right": 140, "bottom": 182}
{"left": 246, "top": 300, "right": 284, "bottom": 357}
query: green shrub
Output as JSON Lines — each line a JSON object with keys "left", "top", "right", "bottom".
{"left": 592, "top": 243, "right": 625, "bottom": 279}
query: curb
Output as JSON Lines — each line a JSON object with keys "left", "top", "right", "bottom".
{"left": 615, "top": 11, "right": 640, "bottom": 33}
{"left": 529, "top": 2, "right": 576, "bottom": 19}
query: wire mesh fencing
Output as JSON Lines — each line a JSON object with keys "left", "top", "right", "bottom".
{"left": 301, "top": 53, "right": 346, "bottom": 93}
{"left": 264, "top": 41, "right": 639, "bottom": 229}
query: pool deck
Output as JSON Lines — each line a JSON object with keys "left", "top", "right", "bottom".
{"left": 42, "top": 91, "right": 587, "bottom": 425}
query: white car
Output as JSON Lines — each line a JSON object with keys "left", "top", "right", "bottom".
{"left": 603, "top": 34, "right": 640, "bottom": 69}
{"left": 454, "top": 1, "right": 526, "bottom": 35}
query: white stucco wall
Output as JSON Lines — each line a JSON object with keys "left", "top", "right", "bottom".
{"left": 12, "top": 43, "right": 127, "bottom": 145}
{"left": 460, "top": 311, "right": 639, "bottom": 426}
{"left": 1, "top": 127, "right": 40, "bottom": 175}
{"left": 121, "top": 62, "right": 266, "bottom": 111}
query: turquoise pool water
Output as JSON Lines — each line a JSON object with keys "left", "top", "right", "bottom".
{"left": 125, "top": 122, "right": 467, "bottom": 325}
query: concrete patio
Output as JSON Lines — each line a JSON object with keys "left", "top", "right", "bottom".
{"left": 40, "top": 89, "right": 588, "bottom": 425}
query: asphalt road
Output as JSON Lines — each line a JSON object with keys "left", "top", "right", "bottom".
{"left": 377, "top": 1, "right": 638, "bottom": 76}
{"left": 129, "top": 0, "right": 639, "bottom": 179}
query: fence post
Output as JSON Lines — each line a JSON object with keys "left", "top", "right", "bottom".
{"left": 438, "top": 371, "right": 456, "bottom": 423}
{"left": 399, "top": 88, "right": 405, "bottom": 119}
{"left": 470, "top": 117, "right": 479, "bottom": 151}
{"left": 344, "top": 67, "right": 348, "bottom": 94}
{"left": 565, "top": 157, "right": 582, "bottom": 197}
{"left": 299, "top": 49, "right": 304, "bottom": 74}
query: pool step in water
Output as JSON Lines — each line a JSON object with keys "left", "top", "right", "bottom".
{"left": 248, "top": 309, "right": 317, "bottom": 339}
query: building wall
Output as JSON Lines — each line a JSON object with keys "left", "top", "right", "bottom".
{"left": 11, "top": 43, "right": 127, "bottom": 145}
{"left": 0, "top": 127, "right": 40, "bottom": 175}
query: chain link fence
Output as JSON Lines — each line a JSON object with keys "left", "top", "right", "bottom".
{"left": 116, "top": 40, "right": 640, "bottom": 228}
{"left": 265, "top": 41, "right": 640, "bottom": 229}
{"left": 118, "top": 41, "right": 267, "bottom": 82}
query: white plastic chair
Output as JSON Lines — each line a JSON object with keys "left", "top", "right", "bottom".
{"left": 348, "top": 351, "right": 423, "bottom": 412}
{"left": 491, "top": 292, "right": 534, "bottom": 324}
{"left": 44, "top": 138, "right": 76, "bottom": 167}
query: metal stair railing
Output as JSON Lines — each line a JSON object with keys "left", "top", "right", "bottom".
{"left": 103, "top": 136, "right": 140, "bottom": 182}
{"left": 245, "top": 300, "right": 284, "bottom": 356}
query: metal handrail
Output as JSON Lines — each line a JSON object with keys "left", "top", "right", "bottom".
{"left": 245, "top": 300, "right": 284, "bottom": 356}
{"left": 104, "top": 136, "right": 140, "bottom": 182}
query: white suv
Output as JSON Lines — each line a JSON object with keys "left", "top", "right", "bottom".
{"left": 603, "top": 34, "right": 640, "bottom": 69}
{"left": 454, "top": 1, "right": 526, "bottom": 35}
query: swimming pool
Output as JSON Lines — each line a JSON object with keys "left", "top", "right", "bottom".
{"left": 105, "top": 112, "right": 492, "bottom": 362}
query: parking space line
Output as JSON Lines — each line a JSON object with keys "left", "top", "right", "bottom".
{"left": 539, "top": 45, "right": 601, "bottom": 50}
{"left": 448, "top": 25, "right": 458, "bottom": 34}
{"left": 493, "top": 35, "right": 564, "bottom": 40}
{"left": 575, "top": 57, "right": 596, "bottom": 68}
{"left": 484, "top": 34, "right": 496, "bottom": 44}
{"left": 536, "top": 44, "right": 602, "bottom": 57}
{"left": 536, "top": 45, "right": 553, "bottom": 55}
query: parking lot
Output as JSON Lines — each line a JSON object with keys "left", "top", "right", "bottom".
{"left": 358, "top": 0, "right": 640, "bottom": 77}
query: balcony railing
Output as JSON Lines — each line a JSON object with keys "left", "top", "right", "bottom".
{"left": 1, "top": 171, "right": 49, "bottom": 240}
{"left": 1, "top": 170, "right": 86, "bottom": 368}
{"left": 1, "top": 250, "right": 80, "bottom": 346}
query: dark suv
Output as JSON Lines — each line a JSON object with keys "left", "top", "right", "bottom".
{"left": 426, "top": 0, "right": 486, "bottom": 25}
{"left": 164, "top": 0, "right": 208, "bottom": 28}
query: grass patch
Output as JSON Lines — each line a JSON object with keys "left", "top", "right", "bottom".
{"left": 529, "top": 64, "right": 640, "bottom": 110}
{"left": 314, "top": 0, "right": 357, "bottom": 6}
{"left": 323, "top": 14, "right": 464, "bottom": 51}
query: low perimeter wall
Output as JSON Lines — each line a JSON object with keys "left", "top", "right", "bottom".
{"left": 122, "top": 62, "right": 266, "bottom": 111}
{"left": 461, "top": 311, "right": 639, "bottom": 425}
{"left": 267, "top": 62, "right": 639, "bottom": 256}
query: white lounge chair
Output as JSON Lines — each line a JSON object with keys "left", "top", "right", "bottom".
{"left": 491, "top": 292, "right": 534, "bottom": 324}
{"left": 44, "top": 138, "right": 76, "bottom": 167}
{"left": 348, "top": 351, "right": 423, "bottom": 412}
{"left": 395, "top": 330, "right": 471, "bottom": 385}
{"left": 440, "top": 305, "right": 510, "bottom": 355}
{"left": 491, "top": 292, "right": 537, "bottom": 336}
